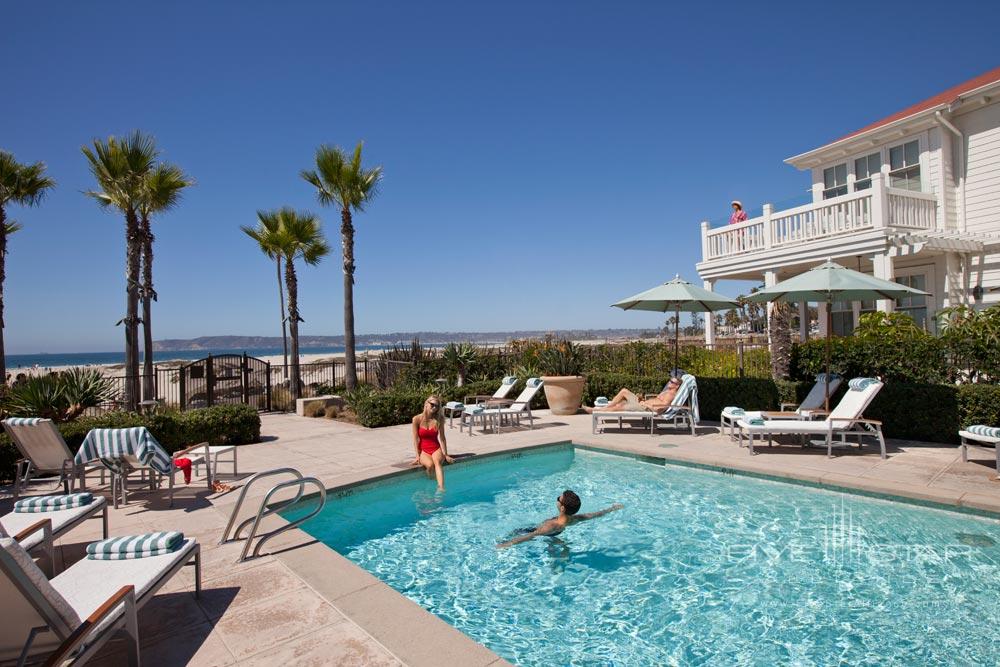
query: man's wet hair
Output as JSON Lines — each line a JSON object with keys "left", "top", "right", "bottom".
{"left": 560, "top": 490, "right": 581, "bottom": 515}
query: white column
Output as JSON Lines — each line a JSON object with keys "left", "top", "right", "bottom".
{"left": 944, "top": 252, "right": 962, "bottom": 307}
{"left": 870, "top": 172, "right": 889, "bottom": 229}
{"left": 700, "top": 221, "right": 711, "bottom": 261}
{"left": 762, "top": 204, "right": 773, "bottom": 249}
{"left": 873, "top": 252, "right": 895, "bottom": 312}
{"left": 764, "top": 270, "right": 778, "bottom": 347}
{"left": 704, "top": 279, "right": 717, "bottom": 346}
{"left": 798, "top": 301, "right": 809, "bottom": 341}
{"left": 817, "top": 300, "right": 830, "bottom": 337}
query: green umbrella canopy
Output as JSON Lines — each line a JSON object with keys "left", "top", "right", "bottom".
{"left": 612, "top": 276, "right": 739, "bottom": 312}
{"left": 746, "top": 260, "right": 930, "bottom": 303}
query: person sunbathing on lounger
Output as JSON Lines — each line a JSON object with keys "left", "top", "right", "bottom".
{"left": 583, "top": 377, "right": 681, "bottom": 414}
{"left": 496, "top": 490, "right": 623, "bottom": 549}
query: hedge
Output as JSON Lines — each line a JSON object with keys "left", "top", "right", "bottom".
{"left": 791, "top": 336, "right": 948, "bottom": 384}
{"left": 0, "top": 404, "right": 261, "bottom": 483}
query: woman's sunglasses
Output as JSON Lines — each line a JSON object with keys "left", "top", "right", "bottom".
{"left": 427, "top": 402, "right": 439, "bottom": 408}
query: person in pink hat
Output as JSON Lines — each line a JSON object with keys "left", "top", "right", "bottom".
{"left": 729, "top": 200, "right": 748, "bottom": 225}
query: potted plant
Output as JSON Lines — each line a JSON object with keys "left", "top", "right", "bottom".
{"left": 537, "top": 340, "right": 586, "bottom": 415}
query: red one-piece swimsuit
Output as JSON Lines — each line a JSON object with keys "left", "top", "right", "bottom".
{"left": 418, "top": 425, "right": 440, "bottom": 455}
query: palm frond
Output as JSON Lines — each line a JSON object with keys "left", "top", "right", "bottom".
{"left": 0, "top": 150, "right": 56, "bottom": 208}
{"left": 3, "top": 220, "right": 22, "bottom": 235}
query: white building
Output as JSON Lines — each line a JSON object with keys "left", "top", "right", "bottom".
{"left": 697, "top": 66, "right": 1000, "bottom": 344}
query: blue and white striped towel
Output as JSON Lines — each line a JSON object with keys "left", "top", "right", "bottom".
{"left": 967, "top": 425, "right": 1000, "bottom": 439}
{"left": 722, "top": 406, "right": 745, "bottom": 416}
{"left": 445, "top": 401, "right": 464, "bottom": 410}
{"left": 14, "top": 493, "right": 94, "bottom": 513}
{"left": 848, "top": 377, "right": 879, "bottom": 391}
{"left": 74, "top": 427, "right": 173, "bottom": 475}
{"left": 2, "top": 417, "right": 43, "bottom": 426}
{"left": 464, "top": 405, "right": 485, "bottom": 415}
{"left": 86, "top": 531, "right": 184, "bottom": 560}
{"left": 745, "top": 417, "right": 765, "bottom": 426}
{"left": 594, "top": 397, "right": 609, "bottom": 407}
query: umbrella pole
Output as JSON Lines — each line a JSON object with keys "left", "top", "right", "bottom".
{"left": 674, "top": 306, "right": 680, "bottom": 377}
{"left": 824, "top": 299, "right": 832, "bottom": 412}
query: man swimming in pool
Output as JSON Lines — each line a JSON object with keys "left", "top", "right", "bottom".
{"left": 496, "top": 490, "right": 623, "bottom": 548}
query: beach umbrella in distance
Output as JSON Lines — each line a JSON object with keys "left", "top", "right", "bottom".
{"left": 747, "top": 259, "right": 929, "bottom": 409}
{"left": 612, "top": 275, "right": 739, "bottom": 374}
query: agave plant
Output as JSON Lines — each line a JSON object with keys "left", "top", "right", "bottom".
{"left": 442, "top": 342, "right": 479, "bottom": 386}
{"left": 6, "top": 368, "right": 119, "bottom": 421}
{"left": 537, "top": 340, "right": 585, "bottom": 377}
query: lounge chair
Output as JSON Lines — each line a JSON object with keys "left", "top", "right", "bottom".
{"left": 2, "top": 418, "right": 104, "bottom": 498}
{"left": 719, "top": 373, "right": 843, "bottom": 440}
{"left": 959, "top": 425, "right": 1000, "bottom": 479}
{"left": 443, "top": 376, "right": 518, "bottom": 428}
{"left": 591, "top": 374, "right": 700, "bottom": 436}
{"left": 462, "top": 378, "right": 544, "bottom": 435}
{"left": 0, "top": 532, "right": 200, "bottom": 666}
{"left": 0, "top": 494, "right": 108, "bottom": 569}
{"left": 737, "top": 377, "right": 886, "bottom": 458}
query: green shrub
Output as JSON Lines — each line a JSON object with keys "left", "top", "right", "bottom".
{"left": 0, "top": 404, "right": 261, "bottom": 483}
{"left": 5, "top": 368, "right": 119, "bottom": 421}
{"left": 957, "top": 383, "right": 1000, "bottom": 431}
{"left": 791, "top": 335, "right": 947, "bottom": 384}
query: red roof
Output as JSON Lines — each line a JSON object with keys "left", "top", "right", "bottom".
{"left": 829, "top": 65, "right": 1000, "bottom": 145}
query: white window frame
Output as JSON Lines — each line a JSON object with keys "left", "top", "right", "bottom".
{"left": 893, "top": 264, "right": 935, "bottom": 331}
{"left": 822, "top": 162, "right": 848, "bottom": 199}
{"left": 887, "top": 138, "right": 923, "bottom": 192}
{"left": 852, "top": 151, "right": 882, "bottom": 191}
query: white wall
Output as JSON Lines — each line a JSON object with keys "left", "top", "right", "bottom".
{"left": 957, "top": 101, "right": 1000, "bottom": 306}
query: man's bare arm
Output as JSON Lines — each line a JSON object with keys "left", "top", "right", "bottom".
{"left": 575, "top": 503, "right": 624, "bottom": 521}
{"left": 496, "top": 531, "right": 541, "bottom": 549}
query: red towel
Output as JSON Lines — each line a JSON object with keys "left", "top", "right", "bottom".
{"left": 173, "top": 457, "right": 192, "bottom": 484}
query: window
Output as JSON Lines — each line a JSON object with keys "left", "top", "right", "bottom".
{"left": 831, "top": 300, "right": 854, "bottom": 336}
{"left": 889, "top": 140, "right": 920, "bottom": 191}
{"left": 823, "top": 163, "right": 848, "bottom": 199}
{"left": 895, "top": 273, "right": 928, "bottom": 329}
{"left": 854, "top": 152, "right": 881, "bottom": 190}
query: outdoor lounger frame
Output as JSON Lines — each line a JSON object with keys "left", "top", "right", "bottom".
{"left": 736, "top": 379, "right": 887, "bottom": 458}
{"left": 959, "top": 428, "right": 1000, "bottom": 480}
{"left": 719, "top": 373, "right": 842, "bottom": 440}
{"left": 591, "top": 375, "right": 699, "bottom": 436}
{"left": 2, "top": 419, "right": 105, "bottom": 499}
{"left": 1, "top": 496, "right": 109, "bottom": 571}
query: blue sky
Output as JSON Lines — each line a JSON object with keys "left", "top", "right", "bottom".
{"left": 3, "top": 0, "right": 999, "bottom": 353}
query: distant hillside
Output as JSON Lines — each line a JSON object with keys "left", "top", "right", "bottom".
{"left": 153, "top": 329, "right": 659, "bottom": 351}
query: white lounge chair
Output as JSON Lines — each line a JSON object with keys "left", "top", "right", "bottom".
{"left": 959, "top": 425, "right": 1000, "bottom": 479}
{"left": 737, "top": 377, "right": 886, "bottom": 458}
{"left": 172, "top": 441, "right": 238, "bottom": 485}
{"left": 719, "top": 373, "right": 843, "bottom": 440}
{"left": 463, "top": 378, "right": 544, "bottom": 435}
{"left": 0, "top": 532, "right": 200, "bottom": 666}
{"left": 0, "top": 495, "right": 109, "bottom": 569}
{"left": 443, "top": 376, "right": 518, "bottom": 428}
{"left": 591, "top": 374, "right": 700, "bottom": 436}
{"left": 2, "top": 418, "right": 104, "bottom": 498}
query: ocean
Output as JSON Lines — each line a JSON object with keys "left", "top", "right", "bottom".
{"left": 6, "top": 345, "right": 390, "bottom": 369}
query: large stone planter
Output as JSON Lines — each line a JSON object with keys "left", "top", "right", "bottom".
{"left": 541, "top": 376, "right": 586, "bottom": 415}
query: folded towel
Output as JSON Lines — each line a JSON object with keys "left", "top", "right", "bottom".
{"left": 464, "top": 405, "right": 485, "bottom": 415}
{"left": 848, "top": 377, "right": 879, "bottom": 391}
{"left": 14, "top": 493, "right": 94, "bottom": 513}
{"left": 745, "top": 417, "right": 765, "bottom": 426}
{"left": 594, "top": 397, "right": 609, "bottom": 406}
{"left": 526, "top": 378, "right": 543, "bottom": 388}
{"left": 87, "top": 531, "right": 184, "bottom": 560}
{"left": 501, "top": 376, "right": 517, "bottom": 386}
{"left": 723, "top": 406, "right": 744, "bottom": 416}
{"left": 968, "top": 425, "right": 1000, "bottom": 439}
{"left": 445, "top": 401, "right": 464, "bottom": 410}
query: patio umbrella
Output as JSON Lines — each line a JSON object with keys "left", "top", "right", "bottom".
{"left": 612, "top": 275, "right": 739, "bottom": 374}
{"left": 747, "top": 259, "right": 930, "bottom": 409}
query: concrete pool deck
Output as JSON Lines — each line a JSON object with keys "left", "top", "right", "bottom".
{"left": 4, "top": 410, "right": 1000, "bottom": 665}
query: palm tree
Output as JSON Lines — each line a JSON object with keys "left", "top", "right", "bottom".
{"left": 138, "top": 163, "right": 193, "bottom": 401}
{"left": 0, "top": 151, "right": 55, "bottom": 384}
{"left": 82, "top": 131, "right": 158, "bottom": 410}
{"left": 241, "top": 212, "right": 291, "bottom": 379}
{"left": 261, "top": 208, "right": 329, "bottom": 399}
{"left": 301, "top": 142, "right": 382, "bottom": 390}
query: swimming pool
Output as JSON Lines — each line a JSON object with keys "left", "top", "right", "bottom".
{"left": 284, "top": 444, "right": 1000, "bottom": 665}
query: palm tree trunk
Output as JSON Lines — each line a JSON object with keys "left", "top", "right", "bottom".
{"left": 277, "top": 257, "right": 289, "bottom": 377}
{"left": 125, "top": 209, "right": 142, "bottom": 410}
{"left": 0, "top": 205, "right": 7, "bottom": 386}
{"left": 140, "top": 216, "right": 155, "bottom": 402}
{"left": 285, "top": 257, "right": 302, "bottom": 400}
{"left": 341, "top": 207, "right": 358, "bottom": 390}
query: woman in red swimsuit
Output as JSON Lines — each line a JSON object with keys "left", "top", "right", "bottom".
{"left": 411, "top": 395, "right": 454, "bottom": 490}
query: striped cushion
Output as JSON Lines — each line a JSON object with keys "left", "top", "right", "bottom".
{"left": 2, "top": 417, "right": 43, "bottom": 426}
{"left": 86, "top": 531, "right": 184, "bottom": 560}
{"left": 848, "top": 377, "right": 879, "bottom": 391}
{"left": 967, "top": 425, "right": 1000, "bottom": 439}
{"left": 13, "top": 493, "right": 94, "bottom": 513}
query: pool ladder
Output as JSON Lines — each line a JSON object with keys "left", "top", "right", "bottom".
{"left": 219, "top": 467, "right": 327, "bottom": 563}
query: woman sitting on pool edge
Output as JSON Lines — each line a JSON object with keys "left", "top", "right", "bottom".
{"left": 411, "top": 394, "right": 454, "bottom": 490}
{"left": 497, "top": 490, "right": 623, "bottom": 548}
{"left": 583, "top": 376, "right": 681, "bottom": 414}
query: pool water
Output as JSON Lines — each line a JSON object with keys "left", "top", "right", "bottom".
{"left": 285, "top": 445, "right": 1000, "bottom": 665}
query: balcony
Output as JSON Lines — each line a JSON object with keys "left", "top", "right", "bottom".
{"left": 699, "top": 173, "right": 937, "bottom": 264}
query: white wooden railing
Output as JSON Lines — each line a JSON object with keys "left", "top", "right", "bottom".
{"left": 701, "top": 173, "right": 938, "bottom": 261}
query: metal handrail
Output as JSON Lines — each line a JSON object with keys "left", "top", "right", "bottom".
{"left": 238, "top": 477, "right": 326, "bottom": 562}
{"left": 218, "top": 467, "right": 304, "bottom": 545}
